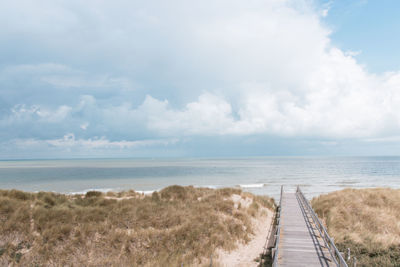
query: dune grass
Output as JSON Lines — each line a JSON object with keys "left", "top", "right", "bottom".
{"left": 311, "top": 188, "right": 400, "bottom": 267}
{"left": 0, "top": 186, "right": 274, "bottom": 266}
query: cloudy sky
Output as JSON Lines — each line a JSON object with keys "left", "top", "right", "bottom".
{"left": 1, "top": 0, "right": 400, "bottom": 159}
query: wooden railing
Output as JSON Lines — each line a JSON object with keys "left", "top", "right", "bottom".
{"left": 271, "top": 185, "right": 283, "bottom": 267}
{"left": 296, "top": 186, "right": 348, "bottom": 267}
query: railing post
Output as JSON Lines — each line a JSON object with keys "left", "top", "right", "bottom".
{"left": 297, "top": 186, "right": 348, "bottom": 267}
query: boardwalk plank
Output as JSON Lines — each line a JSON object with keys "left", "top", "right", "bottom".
{"left": 277, "top": 192, "right": 334, "bottom": 267}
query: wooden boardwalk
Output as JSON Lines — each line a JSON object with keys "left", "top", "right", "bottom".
{"left": 276, "top": 192, "right": 334, "bottom": 267}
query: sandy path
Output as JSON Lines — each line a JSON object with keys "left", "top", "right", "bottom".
{"left": 216, "top": 208, "right": 274, "bottom": 267}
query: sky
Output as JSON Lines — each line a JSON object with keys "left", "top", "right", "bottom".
{"left": 1, "top": 0, "right": 400, "bottom": 159}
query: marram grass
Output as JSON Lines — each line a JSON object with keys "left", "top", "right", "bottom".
{"left": 312, "top": 188, "right": 400, "bottom": 267}
{"left": 0, "top": 186, "right": 274, "bottom": 266}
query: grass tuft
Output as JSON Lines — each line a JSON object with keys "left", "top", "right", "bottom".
{"left": 312, "top": 188, "right": 400, "bottom": 266}
{"left": 85, "top": 191, "right": 103, "bottom": 198}
{"left": 0, "top": 185, "right": 274, "bottom": 266}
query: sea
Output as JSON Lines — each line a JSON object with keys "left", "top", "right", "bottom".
{"left": 1, "top": 157, "right": 399, "bottom": 200}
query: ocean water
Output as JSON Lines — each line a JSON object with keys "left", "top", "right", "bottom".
{"left": 1, "top": 157, "right": 399, "bottom": 200}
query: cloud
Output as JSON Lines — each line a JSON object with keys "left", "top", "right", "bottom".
{"left": 140, "top": 93, "right": 235, "bottom": 135}
{"left": 10, "top": 104, "right": 72, "bottom": 123}
{"left": 80, "top": 122, "right": 89, "bottom": 130}
{"left": 363, "top": 136, "right": 400, "bottom": 143}
{"left": 14, "top": 133, "right": 179, "bottom": 150}
{"left": 1, "top": 0, "right": 400, "bottom": 157}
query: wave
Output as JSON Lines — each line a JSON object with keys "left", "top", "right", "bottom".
{"left": 136, "top": 190, "right": 157, "bottom": 195}
{"left": 194, "top": 185, "right": 219, "bottom": 189}
{"left": 196, "top": 184, "right": 267, "bottom": 189}
{"left": 238, "top": 183, "right": 267, "bottom": 188}
{"left": 67, "top": 188, "right": 114, "bottom": 195}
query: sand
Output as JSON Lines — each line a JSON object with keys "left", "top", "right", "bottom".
{"left": 215, "top": 197, "right": 274, "bottom": 267}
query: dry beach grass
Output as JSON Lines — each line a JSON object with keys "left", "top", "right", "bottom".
{"left": 312, "top": 188, "right": 400, "bottom": 266}
{"left": 0, "top": 186, "right": 274, "bottom": 266}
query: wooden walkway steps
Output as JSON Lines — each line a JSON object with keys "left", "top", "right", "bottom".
{"left": 271, "top": 187, "right": 348, "bottom": 267}
{"left": 277, "top": 192, "right": 333, "bottom": 266}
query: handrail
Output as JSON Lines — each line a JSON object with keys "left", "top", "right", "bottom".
{"left": 260, "top": 207, "right": 277, "bottom": 266}
{"left": 296, "top": 186, "right": 348, "bottom": 267}
{"left": 271, "top": 185, "right": 283, "bottom": 267}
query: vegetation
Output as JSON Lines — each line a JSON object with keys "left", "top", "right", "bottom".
{"left": 311, "top": 188, "right": 400, "bottom": 267}
{"left": 0, "top": 186, "right": 274, "bottom": 266}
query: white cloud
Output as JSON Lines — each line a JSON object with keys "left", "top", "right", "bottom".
{"left": 0, "top": 63, "right": 73, "bottom": 76}
{"left": 140, "top": 93, "right": 235, "bottom": 135}
{"left": 14, "top": 133, "right": 179, "bottom": 149}
{"left": 364, "top": 136, "right": 400, "bottom": 143}
{"left": 80, "top": 122, "right": 89, "bottom": 130}
{"left": 345, "top": 50, "right": 362, "bottom": 57}
{"left": 0, "top": 63, "right": 132, "bottom": 90}
{"left": 2, "top": 0, "right": 400, "bottom": 148}
{"left": 10, "top": 104, "right": 72, "bottom": 123}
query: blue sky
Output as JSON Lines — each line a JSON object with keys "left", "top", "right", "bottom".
{"left": 1, "top": 0, "right": 400, "bottom": 159}
{"left": 321, "top": 0, "right": 400, "bottom": 73}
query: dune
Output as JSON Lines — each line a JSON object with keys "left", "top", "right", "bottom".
{"left": 215, "top": 199, "right": 274, "bottom": 267}
{"left": 0, "top": 186, "right": 275, "bottom": 266}
{"left": 312, "top": 188, "right": 400, "bottom": 266}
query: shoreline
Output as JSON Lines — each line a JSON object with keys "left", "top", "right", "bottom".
{"left": 2, "top": 157, "right": 400, "bottom": 201}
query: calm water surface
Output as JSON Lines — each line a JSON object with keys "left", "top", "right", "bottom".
{"left": 1, "top": 157, "right": 399, "bottom": 199}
